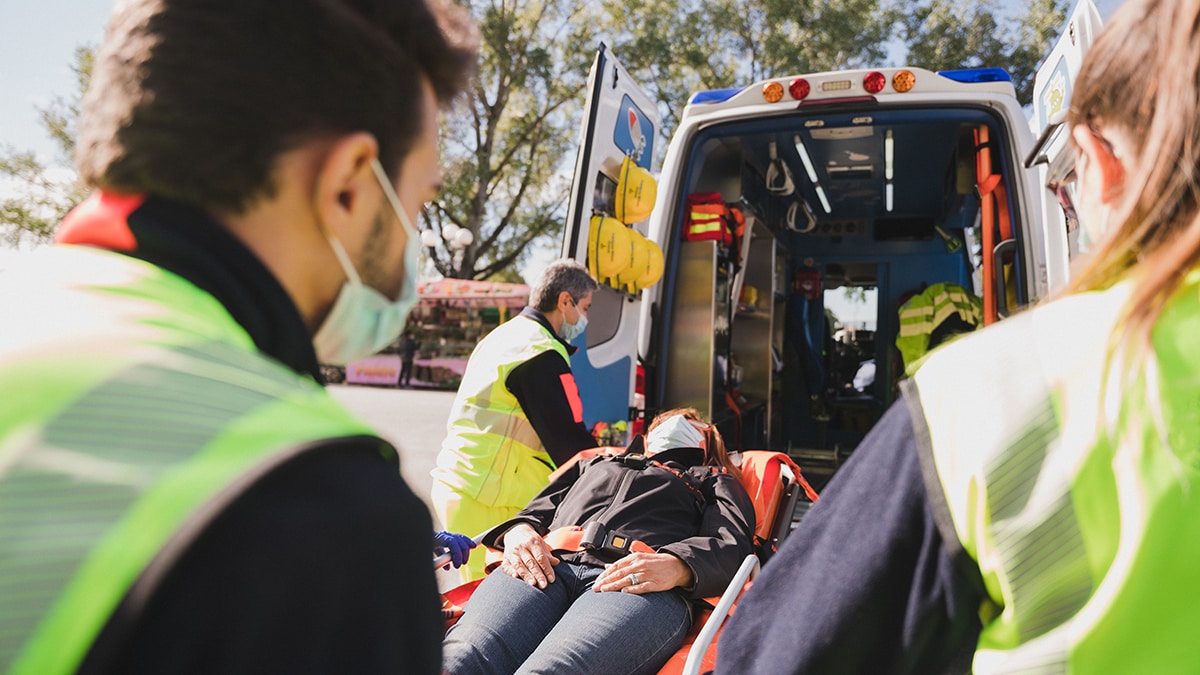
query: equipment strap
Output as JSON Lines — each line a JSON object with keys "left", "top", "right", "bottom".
{"left": 543, "top": 525, "right": 656, "bottom": 555}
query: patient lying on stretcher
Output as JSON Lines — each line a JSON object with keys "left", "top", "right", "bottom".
{"left": 441, "top": 408, "right": 755, "bottom": 675}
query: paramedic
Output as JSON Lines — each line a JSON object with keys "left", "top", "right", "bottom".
{"left": 0, "top": 0, "right": 477, "bottom": 673}
{"left": 431, "top": 259, "right": 601, "bottom": 580}
{"left": 442, "top": 409, "right": 755, "bottom": 674}
{"left": 716, "top": 0, "right": 1200, "bottom": 672}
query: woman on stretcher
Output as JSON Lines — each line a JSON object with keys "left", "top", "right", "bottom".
{"left": 442, "top": 408, "right": 755, "bottom": 675}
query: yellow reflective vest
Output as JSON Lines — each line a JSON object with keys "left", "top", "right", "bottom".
{"left": 0, "top": 245, "right": 382, "bottom": 674}
{"left": 896, "top": 282, "right": 983, "bottom": 375}
{"left": 905, "top": 270, "right": 1200, "bottom": 673}
{"left": 432, "top": 315, "right": 570, "bottom": 509}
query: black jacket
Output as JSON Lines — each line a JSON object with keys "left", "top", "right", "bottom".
{"left": 483, "top": 447, "right": 756, "bottom": 599}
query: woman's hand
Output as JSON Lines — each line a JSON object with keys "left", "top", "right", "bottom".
{"left": 500, "top": 523, "right": 559, "bottom": 588}
{"left": 593, "top": 552, "right": 694, "bottom": 594}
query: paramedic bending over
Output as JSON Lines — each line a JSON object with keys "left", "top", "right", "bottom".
{"left": 431, "top": 260, "right": 601, "bottom": 581}
{"left": 442, "top": 409, "right": 755, "bottom": 675}
{"left": 716, "top": 1, "right": 1200, "bottom": 672}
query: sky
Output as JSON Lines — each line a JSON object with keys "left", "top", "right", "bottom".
{"left": 1, "top": 0, "right": 1123, "bottom": 163}
{"left": 0, "top": 0, "right": 1125, "bottom": 274}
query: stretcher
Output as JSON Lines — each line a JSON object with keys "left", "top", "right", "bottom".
{"left": 434, "top": 448, "right": 819, "bottom": 675}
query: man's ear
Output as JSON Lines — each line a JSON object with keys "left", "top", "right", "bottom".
{"left": 1074, "top": 125, "right": 1125, "bottom": 205}
{"left": 557, "top": 290, "right": 573, "bottom": 311}
{"left": 313, "top": 133, "right": 380, "bottom": 237}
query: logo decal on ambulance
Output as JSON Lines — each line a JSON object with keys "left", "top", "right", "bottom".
{"left": 613, "top": 95, "right": 653, "bottom": 168}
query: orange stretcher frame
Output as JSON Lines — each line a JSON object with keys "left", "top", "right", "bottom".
{"left": 437, "top": 448, "right": 819, "bottom": 675}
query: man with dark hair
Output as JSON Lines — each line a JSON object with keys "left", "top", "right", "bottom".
{"left": 0, "top": 0, "right": 477, "bottom": 673}
{"left": 431, "top": 259, "right": 601, "bottom": 580}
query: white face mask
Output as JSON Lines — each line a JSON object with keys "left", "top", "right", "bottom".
{"left": 313, "top": 158, "right": 422, "bottom": 366}
{"left": 644, "top": 415, "right": 706, "bottom": 456}
{"left": 559, "top": 300, "right": 587, "bottom": 342}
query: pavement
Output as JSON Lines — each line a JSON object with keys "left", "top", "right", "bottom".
{"left": 326, "top": 383, "right": 467, "bottom": 590}
{"left": 326, "top": 383, "right": 456, "bottom": 526}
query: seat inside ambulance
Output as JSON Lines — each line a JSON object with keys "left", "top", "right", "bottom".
{"left": 650, "top": 105, "right": 1022, "bottom": 492}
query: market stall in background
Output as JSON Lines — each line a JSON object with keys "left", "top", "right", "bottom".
{"left": 325, "top": 278, "right": 530, "bottom": 389}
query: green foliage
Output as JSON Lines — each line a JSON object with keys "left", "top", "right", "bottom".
{"left": 900, "top": 0, "right": 1066, "bottom": 104}
{"left": 428, "top": 0, "right": 604, "bottom": 280}
{"left": 1, "top": 46, "right": 93, "bottom": 247}
{"left": 604, "top": 0, "right": 897, "bottom": 144}
{"left": 4, "top": 4, "right": 1067, "bottom": 279}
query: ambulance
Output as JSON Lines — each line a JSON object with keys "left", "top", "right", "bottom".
{"left": 560, "top": 0, "right": 1107, "bottom": 488}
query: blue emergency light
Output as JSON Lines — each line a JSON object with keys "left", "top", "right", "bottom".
{"left": 937, "top": 67, "right": 1013, "bottom": 84}
{"left": 689, "top": 87, "right": 744, "bottom": 105}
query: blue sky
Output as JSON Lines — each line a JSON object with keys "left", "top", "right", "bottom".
{"left": 0, "top": 0, "right": 1125, "bottom": 166}
{"left": 0, "top": 2, "right": 112, "bottom": 162}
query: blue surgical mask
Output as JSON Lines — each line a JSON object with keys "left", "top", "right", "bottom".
{"left": 313, "top": 158, "right": 422, "bottom": 366}
{"left": 559, "top": 302, "right": 587, "bottom": 342}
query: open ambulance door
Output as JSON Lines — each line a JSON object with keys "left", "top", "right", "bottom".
{"left": 1026, "top": 0, "right": 1105, "bottom": 295}
{"left": 561, "top": 44, "right": 662, "bottom": 441}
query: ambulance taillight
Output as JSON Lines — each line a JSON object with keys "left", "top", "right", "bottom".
{"left": 863, "top": 71, "right": 886, "bottom": 94}
{"left": 789, "top": 78, "right": 811, "bottom": 100}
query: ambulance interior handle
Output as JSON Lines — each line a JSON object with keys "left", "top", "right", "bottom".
{"left": 993, "top": 238, "right": 1017, "bottom": 320}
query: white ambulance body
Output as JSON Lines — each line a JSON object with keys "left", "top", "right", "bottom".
{"left": 561, "top": 1, "right": 1105, "bottom": 487}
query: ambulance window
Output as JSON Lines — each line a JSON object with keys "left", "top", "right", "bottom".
{"left": 593, "top": 172, "right": 617, "bottom": 214}
{"left": 824, "top": 286, "right": 877, "bottom": 332}
{"left": 824, "top": 284, "right": 878, "bottom": 396}
{"left": 585, "top": 285, "right": 622, "bottom": 348}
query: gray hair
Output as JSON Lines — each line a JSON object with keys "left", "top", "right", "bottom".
{"left": 530, "top": 259, "right": 598, "bottom": 312}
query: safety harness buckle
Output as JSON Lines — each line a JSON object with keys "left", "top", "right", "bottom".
{"left": 579, "top": 521, "right": 635, "bottom": 557}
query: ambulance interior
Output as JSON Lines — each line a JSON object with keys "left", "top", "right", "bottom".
{"left": 649, "top": 106, "right": 1022, "bottom": 490}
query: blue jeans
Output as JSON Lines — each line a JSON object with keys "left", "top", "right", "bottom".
{"left": 443, "top": 562, "right": 692, "bottom": 675}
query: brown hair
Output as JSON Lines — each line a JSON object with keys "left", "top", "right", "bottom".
{"left": 76, "top": 0, "right": 478, "bottom": 213}
{"left": 1065, "top": 0, "right": 1200, "bottom": 364}
{"left": 648, "top": 407, "right": 741, "bottom": 479}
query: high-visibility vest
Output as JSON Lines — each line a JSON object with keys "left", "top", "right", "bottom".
{"left": 896, "top": 282, "right": 983, "bottom": 375}
{"left": 906, "top": 269, "right": 1200, "bottom": 673}
{"left": 0, "top": 245, "right": 384, "bottom": 674}
{"left": 684, "top": 192, "right": 735, "bottom": 245}
{"left": 432, "top": 315, "right": 570, "bottom": 508}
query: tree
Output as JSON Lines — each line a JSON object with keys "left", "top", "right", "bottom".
{"left": 901, "top": 0, "right": 1066, "bottom": 104}
{"left": 1, "top": 46, "right": 92, "bottom": 247}
{"left": 603, "top": 0, "right": 898, "bottom": 143}
{"left": 426, "top": 0, "right": 603, "bottom": 280}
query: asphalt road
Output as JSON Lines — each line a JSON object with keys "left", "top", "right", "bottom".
{"left": 326, "top": 383, "right": 456, "bottom": 528}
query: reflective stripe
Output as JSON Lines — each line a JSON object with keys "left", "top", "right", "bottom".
{"left": 912, "top": 272, "right": 1200, "bottom": 673}
{"left": 687, "top": 220, "right": 724, "bottom": 234}
{"left": 559, "top": 373, "right": 584, "bottom": 423}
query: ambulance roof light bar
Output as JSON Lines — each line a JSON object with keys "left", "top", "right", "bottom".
{"left": 687, "top": 66, "right": 1012, "bottom": 107}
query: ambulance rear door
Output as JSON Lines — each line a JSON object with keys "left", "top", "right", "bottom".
{"left": 1026, "top": 0, "right": 1105, "bottom": 293}
{"left": 561, "top": 43, "right": 662, "bottom": 439}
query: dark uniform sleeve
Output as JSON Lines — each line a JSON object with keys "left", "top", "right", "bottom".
{"left": 658, "top": 472, "right": 757, "bottom": 599}
{"left": 714, "top": 400, "right": 985, "bottom": 675}
{"left": 93, "top": 438, "right": 443, "bottom": 675}
{"left": 505, "top": 350, "right": 598, "bottom": 466}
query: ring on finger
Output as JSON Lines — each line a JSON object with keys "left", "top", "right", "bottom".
{"left": 628, "top": 573, "right": 639, "bottom": 586}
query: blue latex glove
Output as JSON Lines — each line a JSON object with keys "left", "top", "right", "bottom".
{"left": 433, "top": 531, "right": 476, "bottom": 569}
